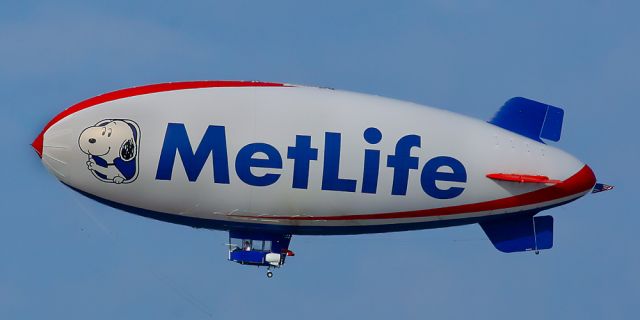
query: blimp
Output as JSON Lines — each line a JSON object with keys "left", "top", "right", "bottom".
{"left": 32, "top": 81, "right": 612, "bottom": 277}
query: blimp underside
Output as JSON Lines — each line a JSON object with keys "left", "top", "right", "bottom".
{"left": 33, "top": 81, "right": 607, "bottom": 276}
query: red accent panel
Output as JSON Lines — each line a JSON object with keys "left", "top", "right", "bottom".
{"left": 239, "top": 165, "right": 596, "bottom": 221}
{"left": 486, "top": 173, "right": 561, "bottom": 184}
{"left": 31, "top": 81, "right": 289, "bottom": 158}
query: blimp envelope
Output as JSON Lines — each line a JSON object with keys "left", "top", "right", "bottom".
{"left": 32, "top": 81, "right": 607, "bottom": 276}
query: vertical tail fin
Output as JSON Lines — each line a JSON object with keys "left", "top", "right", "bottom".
{"left": 480, "top": 215, "right": 553, "bottom": 253}
{"left": 489, "top": 97, "right": 564, "bottom": 143}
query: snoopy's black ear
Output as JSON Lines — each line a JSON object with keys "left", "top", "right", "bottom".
{"left": 120, "top": 139, "right": 136, "bottom": 161}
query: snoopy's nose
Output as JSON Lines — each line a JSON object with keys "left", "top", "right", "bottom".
{"left": 88, "top": 138, "right": 96, "bottom": 144}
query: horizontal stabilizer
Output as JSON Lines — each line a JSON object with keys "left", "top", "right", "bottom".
{"left": 486, "top": 173, "right": 560, "bottom": 184}
{"left": 480, "top": 215, "right": 553, "bottom": 253}
{"left": 489, "top": 97, "right": 564, "bottom": 143}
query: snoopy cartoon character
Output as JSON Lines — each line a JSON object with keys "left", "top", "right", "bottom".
{"left": 78, "top": 119, "right": 140, "bottom": 184}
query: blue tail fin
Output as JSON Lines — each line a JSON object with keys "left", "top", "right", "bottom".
{"left": 489, "top": 97, "right": 564, "bottom": 143}
{"left": 480, "top": 215, "right": 553, "bottom": 253}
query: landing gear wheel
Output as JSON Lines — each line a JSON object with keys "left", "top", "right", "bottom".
{"left": 266, "top": 271, "right": 273, "bottom": 278}
{"left": 535, "top": 250, "right": 540, "bottom": 255}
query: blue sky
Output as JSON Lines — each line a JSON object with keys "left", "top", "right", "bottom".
{"left": 1, "top": 1, "right": 637, "bottom": 319}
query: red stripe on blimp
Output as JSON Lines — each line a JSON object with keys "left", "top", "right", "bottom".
{"left": 245, "top": 165, "right": 596, "bottom": 221}
{"left": 486, "top": 173, "right": 561, "bottom": 184}
{"left": 31, "top": 81, "right": 289, "bottom": 157}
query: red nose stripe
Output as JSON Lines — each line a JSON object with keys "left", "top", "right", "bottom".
{"left": 31, "top": 81, "right": 289, "bottom": 158}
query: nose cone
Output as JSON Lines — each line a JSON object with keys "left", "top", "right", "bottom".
{"left": 31, "top": 133, "right": 44, "bottom": 158}
{"left": 33, "top": 109, "right": 68, "bottom": 159}
{"left": 33, "top": 100, "right": 85, "bottom": 159}
{"left": 33, "top": 116, "right": 76, "bottom": 181}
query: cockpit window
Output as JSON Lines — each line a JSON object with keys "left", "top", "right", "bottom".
{"left": 229, "top": 237, "right": 273, "bottom": 252}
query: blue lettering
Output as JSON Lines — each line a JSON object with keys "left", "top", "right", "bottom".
{"left": 235, "top": 143, "right": 282, "bottom": 186}
{"left": 322, "top": 132, "right": 357, "bottom": 192}
{"left": 287, "top": 135, "right": 318, "bottom": 189}
{"left": 155, "top": 123, "right": 468, "bottom": 199}
{"left": 156, "top": 123, "right": 230, "bottom": 183}
{"left": 420, "top": 156, "right": 467, "bottom": 199}
{"left": 362, "top": 127, "right": 382, "bottom": 194}
{"left": 386, "top": 135, "right": 421, "bottom": 196}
